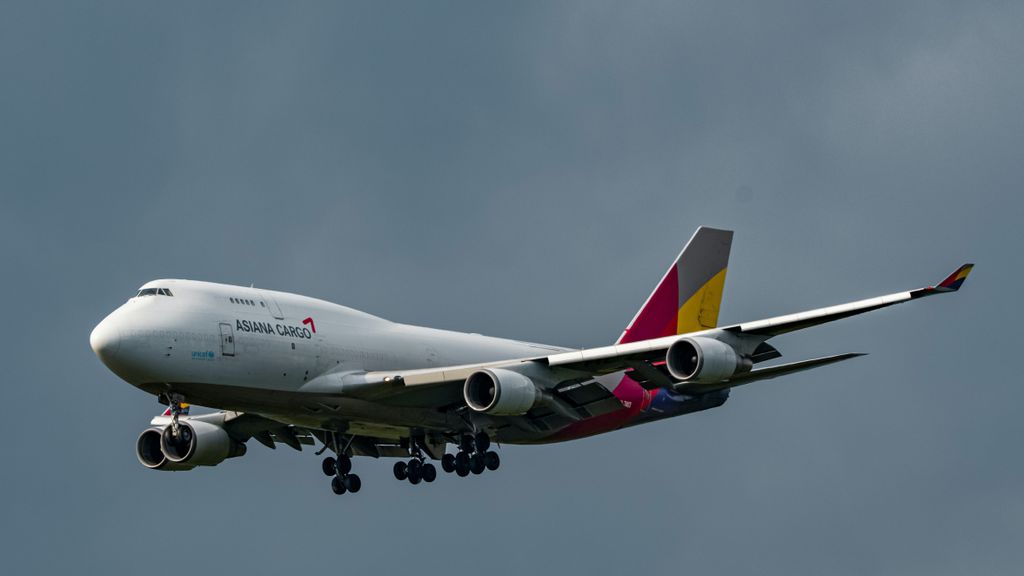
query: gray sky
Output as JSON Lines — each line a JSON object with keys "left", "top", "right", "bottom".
{"left": 2, "top": 2, "right": 1021, "bottom": 574}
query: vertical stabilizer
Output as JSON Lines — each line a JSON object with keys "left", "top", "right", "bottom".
{"left": 617, "top": 227, "right": 733, "bottom": 344}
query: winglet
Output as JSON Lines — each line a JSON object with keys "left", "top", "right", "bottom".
{"left": 933, "top": 263, "right": 974, "bottom": 293}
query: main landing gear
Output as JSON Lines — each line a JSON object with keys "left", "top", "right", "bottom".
{"left": 440, "top": 432, "right": 500, "bottom": 478}
{"left": 322, "top": 454, "right": 361, "bottom": 495}
{"left": 393, "top": 438, "right": 437, "bottom": 486}
{"left": 320, "top": 434, "right": 361, "bottom": 496}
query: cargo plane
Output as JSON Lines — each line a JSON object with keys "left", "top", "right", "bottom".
{"left": 90, "top": 227, "right": 973, "bottom": 495}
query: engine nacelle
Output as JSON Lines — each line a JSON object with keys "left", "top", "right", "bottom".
{"left": 136, "top": 427, "right": 196, "bottom": 471}
{"left": 158, "top": 420, "right": 246, "bottom": 467}
{"left": 464, "top": 368, "right": 542, "bottom": 415}
{"left": 666, "top": 336, "right": 752, "bottom": 383}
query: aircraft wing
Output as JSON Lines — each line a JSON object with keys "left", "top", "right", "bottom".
{"left": 150, "top": 410, "right": 430, "bottom": 458}
{"left": 358, "top": 263, "right": 973, "bottom": 393}
{"left": 720, "top": 263, "right": 976, "bottom": 337}
{"left": 150, "top": 411, "right": 316, "bottom": 451}
{"left": 541, "top": 262, "right": 974, "bottom": 372}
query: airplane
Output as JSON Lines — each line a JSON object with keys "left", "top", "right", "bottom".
{"left": 90, "top": 227, "right": 973, "bottom": 495}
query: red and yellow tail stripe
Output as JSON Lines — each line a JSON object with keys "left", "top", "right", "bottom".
{"left": 617, "top": 227, "right": 733, "bottom": 344}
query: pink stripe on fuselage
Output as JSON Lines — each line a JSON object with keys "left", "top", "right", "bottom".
{"left": 547, "top": 264, "right": 680, "bottom": 441}
{"left": 542, "top": 373, "right": 650, "bottom": 442}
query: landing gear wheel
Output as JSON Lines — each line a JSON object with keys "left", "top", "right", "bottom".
{"left": 408, "top": 465, "right": 423, "bottom": 485}
{"left": 393, "top": 460, "right": 408, "bottom": 481}
{"left": 322, "top": 457, "right": 337, "bottom": 476}
{"left": 408, "top": 459, "right": 422, "bottom": 477}
{"left": 422, "top": 463, "right": 437, "bottom": 483}
{"left": 459, "top": 435, "right": 474, "bottom": 453}
{"left": 331, "top": 476, "right": 347, "bottom": 495}
{"left": 455, "top": 452, "right": 471, "bottom": 477}
{"left": 470, "top": 453, "right": 485, "bottom": 475}
{"left": 441, "top": 453, "right": 456, "bottom": 473}
{"left": 336, "top": 455, "right": 352, "bottom": 475}
{"left": 474, "top": 432, "right": 491, "bottom": 453}
{"left": 344, "top": 474, "right": 362, "bottom": 493}
{"left": 484, "top": 451, "right": 500, "bottom": 471}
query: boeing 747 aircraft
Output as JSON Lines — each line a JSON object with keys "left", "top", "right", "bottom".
{"left": 90, "top": 227, "right": 973, "bottom": 495}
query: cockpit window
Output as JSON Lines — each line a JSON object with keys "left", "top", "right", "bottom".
{"left": 136, "top": 288, "right": 173, "bottom": 298}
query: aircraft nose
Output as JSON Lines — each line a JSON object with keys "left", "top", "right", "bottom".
{"left": 90, "top": 316, "right": 121, "bottom": 364}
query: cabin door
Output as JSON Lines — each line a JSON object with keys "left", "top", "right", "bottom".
{"left": 219, "top": 323, "right": 236, "bottom": 356}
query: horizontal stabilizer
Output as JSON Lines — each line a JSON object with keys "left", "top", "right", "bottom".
{"left": 673, "top": 353, "right": 866, "bottom": 394}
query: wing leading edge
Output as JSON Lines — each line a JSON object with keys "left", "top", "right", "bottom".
{"left": 722, "top": 263, "right": 976, "bottom": 337}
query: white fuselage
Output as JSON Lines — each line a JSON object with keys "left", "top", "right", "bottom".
{"left": 91, "top": 279, "right": 567, "bottom": 416}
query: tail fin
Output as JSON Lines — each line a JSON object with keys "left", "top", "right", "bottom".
{"left": 617, "top": 227, "right": 733, "bottom": 344}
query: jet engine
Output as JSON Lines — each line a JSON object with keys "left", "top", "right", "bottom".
{"left": 464, "top": 368, "right": 542, "bottom": 415}
{"left": 136, "top": 427, "right": 197, "bottom": 471}
{"left": 135, "top": 420, "right": 246, "bottom": 470}
{"left": 666, "top": 336, "right": 752, "bottom": 383}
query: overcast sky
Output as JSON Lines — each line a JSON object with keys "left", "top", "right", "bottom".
{"left": 2, "top": 2, "right": 1022, "bottom": 574}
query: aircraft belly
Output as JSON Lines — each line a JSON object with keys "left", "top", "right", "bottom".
{"left": 137, "top": 380, "right": 456, "bottom": 431}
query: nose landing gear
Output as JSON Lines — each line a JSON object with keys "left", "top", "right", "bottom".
{"left": 165, "top": 393, "right": 187, "bottom": 439}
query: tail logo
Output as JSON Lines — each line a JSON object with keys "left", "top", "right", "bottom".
{"left": 935, "top": 263, "right": 974, "bottom": 292}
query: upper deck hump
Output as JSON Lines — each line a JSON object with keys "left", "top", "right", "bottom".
{"left": 138, "top": 278, "right": 389, "bottom": 325}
